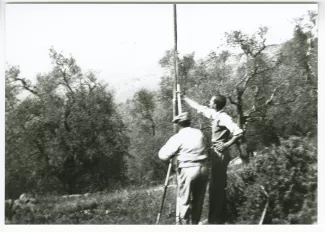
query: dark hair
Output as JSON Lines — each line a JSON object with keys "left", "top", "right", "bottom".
{"left": 178, "top": 120, "right": 191, "bottom": 128}
{"left": 213, "top": 94, "right": 227, "bottom": 110}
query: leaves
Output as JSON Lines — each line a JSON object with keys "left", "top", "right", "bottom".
{"left": 6, "top": 49, "right": 129, "bottom": 197}
{"left": 227, "top": 136, "right": 317, "bottom": 224}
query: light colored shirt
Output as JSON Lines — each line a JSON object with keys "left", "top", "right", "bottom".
{"left": 158, "top": 127, "right": 208, "bottom": 168}
{"left": 197, "top": 105, "right": 243, "bottom": 144}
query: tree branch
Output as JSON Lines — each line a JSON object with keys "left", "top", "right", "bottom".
{"left": 273, "top": 95, "right": 298, "bottom": 105}
{"left": 14, "top": 77, "right": 39, "bottom": 96}
{"left": 252, "top": 39, "right": 267, "bottom": 57}
{"left": 265, "top": 81, "right": 288, "bottom": 105}
{"left": 245, "top": 104, "right": 257, "bottom": 119}
{"left": 63, "top": 102, "right": 71, "bottom": 132}
{"left": 235, "top": 72, "right": 248, "bottom": 87}
{"left": 242, "top": 71, "right": 256, "bottom": 91}
{"left": 228, "top": 96, "right": 238, "bottom": 105}
{"left": 252, "top": 85, "right": 259, "bottom": 98}
{"left": 54, "top": 60, "right": 75, "bottom": 99}
{"left": 61, "top": 70, "right": 75, "bottom": 99}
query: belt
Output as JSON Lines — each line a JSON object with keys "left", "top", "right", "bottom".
{"left": 178, "top": 159, "right": 208, "bottom": 168}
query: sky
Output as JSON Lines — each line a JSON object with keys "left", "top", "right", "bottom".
{"left": 5, "top": 3, "right": 318, "bottom": 102}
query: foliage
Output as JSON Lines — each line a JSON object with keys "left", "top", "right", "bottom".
{"left": 8, "top": 135, "right": 317, "bottom": 225}
{"left": 119, "top": 88, "right": 173, "bottom": 185}
{"left": 5, "top": 49, "right": 129, "bottom": 197}
{"left": 226, "top": 136, "right": 317, "bottom": 224}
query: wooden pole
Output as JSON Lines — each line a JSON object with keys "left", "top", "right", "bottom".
{"left": 156, "top": 162, "right": 172, "bottom": 224}
{"left": 172, "top": 4, "right": 180, "bottom": 225}
{"left": 156, "top": 4, "right": 180, "bottom": 225}
{"left": 177, "top": 84, "right": 182, "bottom": 114}
{"left": 172, "top": 4, "right": 179, "bottom": 123}
{"left": 259, "top": 185, "right": 269, "bottom": 225}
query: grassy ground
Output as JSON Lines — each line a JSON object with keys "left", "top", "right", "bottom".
{"left": 7, "top": 182, "right": 210, "bottom": 225}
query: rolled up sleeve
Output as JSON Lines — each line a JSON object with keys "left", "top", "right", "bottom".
{"left": 158, "top": 135, "right": 181, "bottom": 161}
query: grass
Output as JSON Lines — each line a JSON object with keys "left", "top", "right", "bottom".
{"left": 8, "top": 182, "right": 211, "bottom": 224}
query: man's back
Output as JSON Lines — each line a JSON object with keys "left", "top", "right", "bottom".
{"left": 158, "top": 127, "right": 208, "bottom": 167}
{"left": 157, "top": 113, "right": 209, "bottom": 225}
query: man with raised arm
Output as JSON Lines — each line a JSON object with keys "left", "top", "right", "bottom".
{"left": 183, "top": 94, "right": 243, "bottom": 224}
{"left": 158, "top": 112, "right": 209, "bottom": 224}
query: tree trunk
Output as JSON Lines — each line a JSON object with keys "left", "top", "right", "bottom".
{"left": 235, "top": 91, "right": 245, "bottom": 132}
{"left": 152, "top": 123, "right": 156, "bottom": 136}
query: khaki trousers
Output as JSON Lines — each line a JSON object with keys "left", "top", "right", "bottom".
{"left": 177, "top": 165, "right": 208, "bottom": 224}
{"left": 208, "top": 149, "right": 231, "bottom": 224}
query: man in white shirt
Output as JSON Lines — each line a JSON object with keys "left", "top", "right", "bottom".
{"left": 158, "top": 112, "right": 208, "bottom": 224}
{"left": 183, "top": 94, "right": 243, "bottom": 224}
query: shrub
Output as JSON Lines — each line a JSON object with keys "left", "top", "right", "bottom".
{"left": 226, "top": 136, "right": 317, "bottom": 224}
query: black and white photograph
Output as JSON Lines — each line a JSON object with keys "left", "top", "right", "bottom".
{"left": 3, "top": 0, "right": 319, "bottom": 226}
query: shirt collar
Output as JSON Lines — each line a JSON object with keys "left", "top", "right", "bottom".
{"left": 179, "top": 127, "right": 191, "bottom": 132}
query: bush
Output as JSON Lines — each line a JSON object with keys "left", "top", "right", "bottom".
{"left": 226, "top": 136, "right": 317, "bottom": 224}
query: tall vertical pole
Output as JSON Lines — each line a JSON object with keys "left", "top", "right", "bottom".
{"left": 156, "top": 4, "right": 180, "bottom": 225}
{"left": 172, "top": 4, "right": 179, "bottom": 124}
{"left": 172, "top": 4, "right": 180, "bottom": 225}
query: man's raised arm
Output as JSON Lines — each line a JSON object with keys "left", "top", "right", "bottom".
{"left": 182, "top": 95, "right": 202, "bottom": 111}
{"left": 183, "top": 95, "right": 216, "bottom": 119}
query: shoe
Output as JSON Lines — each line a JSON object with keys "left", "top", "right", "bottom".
{"left": 198, "top": 219, "right": 208, "bottom": 225}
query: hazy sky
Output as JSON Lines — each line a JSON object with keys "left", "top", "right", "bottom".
{"left": 5, "top": 3, "right": 317, "bottom": 102}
